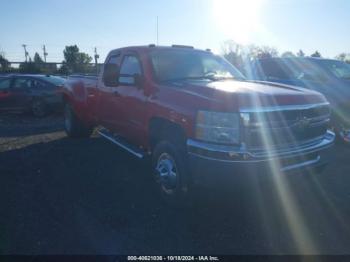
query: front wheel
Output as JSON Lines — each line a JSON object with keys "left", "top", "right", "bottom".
{"left": 64, "top": 104, "right": 92, "bottom": 138}
{"left": 152, "top": 140, "right": 191, "bottom": 207}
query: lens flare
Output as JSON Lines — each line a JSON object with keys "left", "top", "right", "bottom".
{"left": 212, "top": 0, "right": 264, "bottom": 44}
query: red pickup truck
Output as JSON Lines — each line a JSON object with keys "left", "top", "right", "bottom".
{"left": 63, "top": 45, "right": 335, "bottom": 204}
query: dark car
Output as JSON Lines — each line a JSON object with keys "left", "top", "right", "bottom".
{"left": 0, "top": 74, "right": 65, "bottom": 117}
{"left": 250, "top": 57, "right": 350, "bottom": 143}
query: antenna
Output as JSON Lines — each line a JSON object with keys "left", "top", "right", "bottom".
{"left": 22, "top": 44, "right": 29, "bottom": 62}
{"left": 156, "top": 16, "right": 159, "bottom": 45}
{"left": 42, "top": 45, "right": 48, "bottom": 62}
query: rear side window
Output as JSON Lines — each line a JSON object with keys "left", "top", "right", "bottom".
{"left": 0, "top": 78, "right": 11, "bottom": 90}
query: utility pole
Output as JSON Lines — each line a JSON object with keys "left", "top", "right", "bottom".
{"left": 42, "top": 45, "right": 48, "bottom": 62}
{"left": 22, "top": 44, "right": 29, "bottom": 62}
{"left": 94, "top": 47, "right": 99, "bottom": 74}
{"left": 156, "top": 16, "right": 159, "bottom": 45}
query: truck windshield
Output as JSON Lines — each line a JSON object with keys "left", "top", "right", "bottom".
{"left": 150, "top": 49, "right": 245, "bottom": 82}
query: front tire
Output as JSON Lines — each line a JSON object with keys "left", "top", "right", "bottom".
{"left": 64, "top": 104, "right": 92, "bottom": 138}
{"left": 152, "top": 140, "right": 191, "bottom": 207}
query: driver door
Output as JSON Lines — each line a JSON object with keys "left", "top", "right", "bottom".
{"left": 115, "top": 52, "right": 148, "bottom": 146}
{"left": 98, "top": 53, "right": 125, "bottom": 132}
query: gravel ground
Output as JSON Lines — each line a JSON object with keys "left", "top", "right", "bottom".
{"left": 0, "top": 114, "right": 350, "bottom": 255}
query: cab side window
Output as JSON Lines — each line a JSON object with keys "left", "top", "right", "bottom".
{"left": 119, "top": 55, "right": 142, "bottom": 85}
{"left": 0, "top": 78, "right": 11, "bottom": 90}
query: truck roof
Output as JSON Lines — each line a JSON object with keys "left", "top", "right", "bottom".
{"left": 109, "top": 45, "right": 211, "bottom": 54}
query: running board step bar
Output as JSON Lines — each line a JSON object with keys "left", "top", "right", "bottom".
{"left": 98, "top": 129, "right": 145, "bottom": 159}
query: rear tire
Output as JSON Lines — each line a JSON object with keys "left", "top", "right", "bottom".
{"left": 64, "top": 103, "right": 92, "bottom": 138}
{"left": 152, "top": 140, "right": 192, "bottom": 208}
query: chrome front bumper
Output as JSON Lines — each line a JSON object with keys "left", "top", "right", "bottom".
{"left": 187, "top": 130, "right": 335, "bottom": 174}
{"left": 187, "top": 131, "right": 335, "bottom": 187}
{"left": 187, "top": 130, "right": 335, "bottom": 163}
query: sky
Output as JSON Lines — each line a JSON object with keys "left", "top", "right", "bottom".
{"left": 1, "top": 0, "right": 349, "bottom": 63}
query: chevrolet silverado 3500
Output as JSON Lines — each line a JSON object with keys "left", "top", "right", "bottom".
{"left": 63, "top": 45, "right": 335, "bottom": 204}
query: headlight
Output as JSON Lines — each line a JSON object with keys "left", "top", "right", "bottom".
{"left": 195, "top": 111, "right": 240, "bottom": 144}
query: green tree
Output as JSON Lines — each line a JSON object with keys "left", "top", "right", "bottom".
{"left": 281, "top": 51, "right": 295, "bottom": 58}
{"left": 221, "top": 40, "right": 245, "bottom": 73}
{"left": 297, "top": 49, "right": 305, "bottom": 57}
{"left": 62, "top": 45, "right": 92, "bottom": 73}
{"left": 19, "top": 59, "right": 41, "bottom": 74}
{"left": 335, "top": 53, "right": 350, "bottom": 63}
{"left": 247, "top": 45, "right": 278, "bottom": 59}
{"left": 57, "top": 64, "right": 69, "bottom": 75}
{"left": 33, "top": 52, "right": 44, "bottom": 64}
{"left": 0, "top": 54, "right": 10, "bottom": 71}
{"left": 310, "top": 51, "right": 322, "bottom": 57}
{"left": 220, "top": 41, "right": 279, "bottom": 77}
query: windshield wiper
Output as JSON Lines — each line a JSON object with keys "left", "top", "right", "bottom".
{"left": 161, "top": 75, "right": 243, "bottom": 83}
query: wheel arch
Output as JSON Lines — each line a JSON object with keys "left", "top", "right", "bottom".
{"left": 148, "top": 117, "right": 188, "bottom": 151}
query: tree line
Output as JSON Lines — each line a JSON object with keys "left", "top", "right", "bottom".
{"left": 0, "top": 42, "right": 349, "bottom": 75}
{"left": 0, "top": 45, "right": 99, "bottom": 75}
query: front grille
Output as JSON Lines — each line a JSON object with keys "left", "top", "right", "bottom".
{"left": 244, "top": 104, "right": 330, "bottom": 149}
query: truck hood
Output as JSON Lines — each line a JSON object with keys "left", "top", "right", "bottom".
{"left": 172, "top": 79, "right": 328, "bottom": 111}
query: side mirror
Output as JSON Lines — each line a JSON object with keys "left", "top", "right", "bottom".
{"left": 103, "top": 64, "right": 119, "bottom": 86}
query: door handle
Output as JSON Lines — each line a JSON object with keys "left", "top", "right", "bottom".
{"left": 113, "top": 91, "right": 121, "bottom": 97}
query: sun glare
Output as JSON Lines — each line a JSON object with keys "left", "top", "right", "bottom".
{"left": 212, "top": 0, "right": 264, "bottom": 44}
